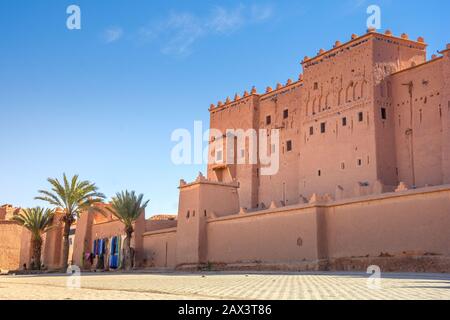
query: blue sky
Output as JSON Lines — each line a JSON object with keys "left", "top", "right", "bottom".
{"left": 0, "top": 0, "right": 448, "bottom": 217}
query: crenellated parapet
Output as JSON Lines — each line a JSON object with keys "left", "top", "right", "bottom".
{"left": 179, "top": 172, "right": 239, "bottom": 189}
{"left": 209, "top": 75, "right": 304, "bottom": 113}
{"left": 301, "top": 29, "right": 427, "bottom": 69}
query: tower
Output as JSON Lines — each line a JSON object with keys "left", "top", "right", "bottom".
{"left": 175, "top": 173, "right": 239, "bottom": 268}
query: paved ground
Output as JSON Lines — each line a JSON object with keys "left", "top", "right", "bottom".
{"left": 0, "top": 271, "right": 449, "bottom": 300}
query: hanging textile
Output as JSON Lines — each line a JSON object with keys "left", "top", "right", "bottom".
{"left": 108, "top": 236, "right": 122, "bottom": 269}
{"left": 118, "top": 235, "right": 123, "bottom": 268}
{"left": 109, "top": 236, "right": 116, "bottom": 269}
{"left": 93, "top": 239, "right": 98, "bottom": 256}
{"left": 99, "top": 239, "right": 103, "bottom": 256}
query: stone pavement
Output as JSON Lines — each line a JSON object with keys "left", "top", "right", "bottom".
{"left": 0, "top": 271, "right": 449, "bottom": 300}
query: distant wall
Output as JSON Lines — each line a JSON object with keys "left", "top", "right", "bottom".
{"left": 91, "top": 220, "right": 126, "bottom": 241}
{"left": 145, "top": 219, "right": 177, "bottom": 232}
{"left": 142, "top": 229, "right": 177, "bottom": 268}
{"left": 0, "top": 221, "right": 30, "bottom": 271}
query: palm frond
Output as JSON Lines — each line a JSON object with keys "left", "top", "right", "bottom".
{"left": 108, "top": 190, "right": 149, "bottom": 230}
{"left": 36, "top": 174, "right": 106, "bottom": 219}
{"left": 13, "top": 207, "right": 55, "bottom": 240}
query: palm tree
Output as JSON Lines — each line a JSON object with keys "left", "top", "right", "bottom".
{"left": 13, "top": 207, "right": 55, "bottom": 270}
{"left": 106, "top": 191, "right": 149, "bottom": 271}
{"left": 36, "top": 174, "right": 105, "bottom": 270}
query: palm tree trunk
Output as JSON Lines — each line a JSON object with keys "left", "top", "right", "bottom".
{"left": 61, "top": 220, "right": 72, "bottom": 271}
{"left": 32, "top": 237, "right": 43, "bottom": 270}
{"left": 124, "top": 231, "right": 133, "bottom": 271}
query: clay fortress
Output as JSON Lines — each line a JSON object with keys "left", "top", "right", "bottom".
{"left": 1, "top": 28, "right": 450, "bottom": 272}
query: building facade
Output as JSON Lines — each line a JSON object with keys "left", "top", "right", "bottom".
{"left": 1, "top": 29, "right": 450, "bottom": 273}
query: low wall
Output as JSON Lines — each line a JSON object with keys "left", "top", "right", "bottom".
{"left": 206, "top": 206, "right": 324, "bottom": 265}
{"left": 202, "top": 185, "right": 450, "bottom": 272}
{"left": 325, "top": 186, "right": 450, "bottom": 258}
{"left": 142, "top": 228, "right": 177, "bottom": 268}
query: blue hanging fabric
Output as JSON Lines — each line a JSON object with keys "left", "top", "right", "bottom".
{"left": 110, "top": 236, "right": 118, "bottom": 268}
{"left": 97, "top": 239, "right": 102, "bottom": 256}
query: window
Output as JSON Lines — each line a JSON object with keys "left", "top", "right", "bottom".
{"left": 318, "top": 170, "right": 322, "bottom": 177}
{"left": 358, "top": 112, "right": 364, "bottom": 122}
{"left": 283, "top": 109, "right": 289, "bottom": 119}
{"left": 309, "top": 126, "right": 314, "bottom": 135}
{"left": 266, "top": 115, "right": 272, "bottom": 125}
{"left": 357, "top": 159, "right": 362, "bottom": 167}
{"left": 216, "top": 150, "right": 223, "bottom": 161}
{"left": 286, "top": 140, "right": 292, "bottom": 152}
{"left": 204, "top": 210, "right": 207, "bottom": 217}
{"left": 340, "top": 162, "right": 345, "bottom": 170}
{"left": 381, "top": 108, "right": 387, "bottom": 120}
{"left": 186, "top": 211, "right": 190, "bottom": 219}
{"left": 314, "top": 82, "right": 318, "bottom": 90}
{"left": 342, "top": 117, "right": 347, "bottom": 126}
{"left": 320, "top": 122, "right": 326, "bottom": 133}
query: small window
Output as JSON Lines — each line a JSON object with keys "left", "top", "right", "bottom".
{"left": 357, "top": 159, "right": 362, "bottom": 167}
{"left": 193, "top": 210, "right": 196, "bottom": 217}
{"left": 314, "top": 82, "right": 318, "bottom": 90}
{"left": 358, "top": 112, "right": 364, "bottom": 122}
{"left": 342, "top": 117, "right": 347, "bottom": 126}
{"left": 204, "top": 210, "right": 207, "bottom": 217}
{"left": 286, "top": 140, "right": 292, "bottom": 152}
{"left": 283, "top": 109, "right": 289, "bottom": 119}
{"left": 186, "top": 211, "right": 190, "bottom": 219}
{"left": 309, "top": 126, "right": 314, "bottom": 135}
{"left": 340, "top": 162, "right": 345, "bottom": 170}
{"left": 320, "top": 122, "right": 326, "bottom": 133}
{"left": 266, "top": 115, "right": 272, "bottom": 125}
{"left": 381, "top": 108, "right": 387, "bottom": 120}
{"left": 318, "top": 170, "right": 322, "bottom": 177}
{"left": 216, "top": 150, "right": 223, "bottom": 161}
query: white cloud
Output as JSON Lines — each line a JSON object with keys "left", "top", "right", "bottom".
{"left": 139, "top": 3, "right": 274, "bottom": 56}
{"left": 161, "top": 12, "right": 205, "bottom": 56}
{"left": 207, "top": 5, "right": 245, "bottom": 34}
{"left": 250, "top": 4, "right": 273, "bottom": 22}
{"left": 102, "top": 26, "right": 124, "bottom": 44}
